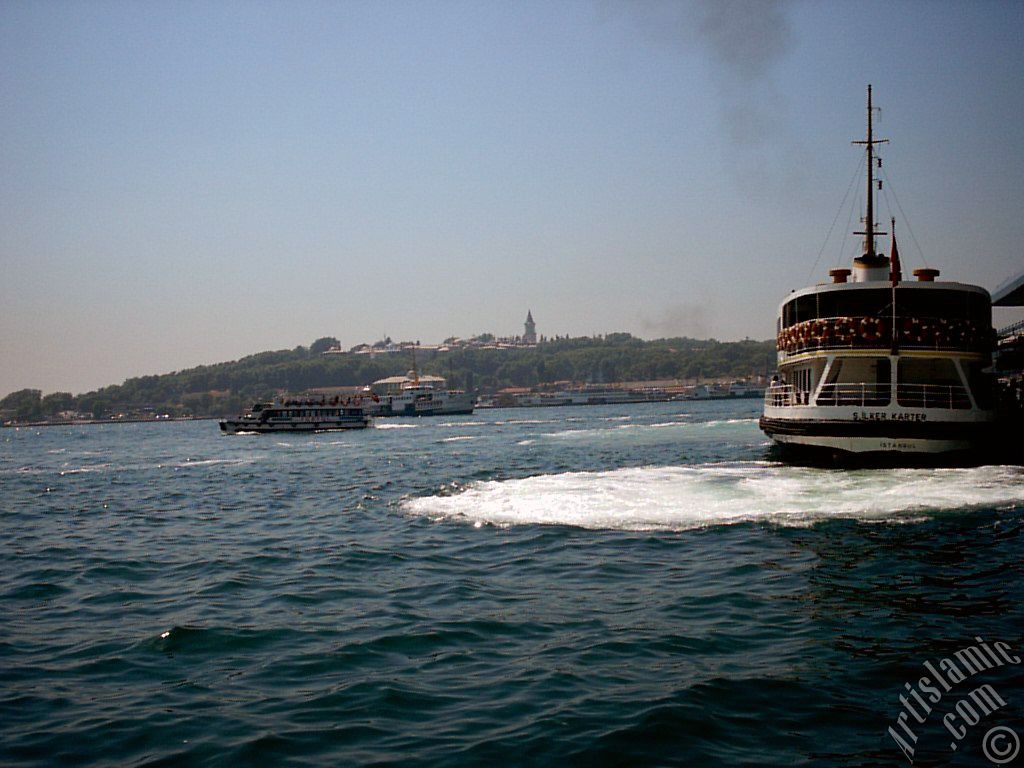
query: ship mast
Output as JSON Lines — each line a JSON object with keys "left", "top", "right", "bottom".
{"left": 853, "top": 84, "right": 888, "bottom": 257}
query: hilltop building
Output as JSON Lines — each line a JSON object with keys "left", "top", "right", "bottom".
{"left": 523, "top": 310, "right": 537, "bottom": 345}
{"left": 320, "top": 311, "right": 540, "bottom": 357}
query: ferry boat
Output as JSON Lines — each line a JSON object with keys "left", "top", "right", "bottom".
{"left": 759, "top": 86, "right": 996, "bottom": 463}
{"left": 512, "top": 386, "right": 669, "bottom": 407}
{"left": 367, "top": 371, "right": 475, "bottom": 417}
{"left": 220, "top": 397, "right": 371, "bottom": 434}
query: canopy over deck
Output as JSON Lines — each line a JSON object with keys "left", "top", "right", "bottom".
{"left": 992, "top": 270, "right": 1024, "bottom": 306}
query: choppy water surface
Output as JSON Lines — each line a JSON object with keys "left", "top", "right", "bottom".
{"left": 2, "top": 400, "right": 1022, "bottom": 766}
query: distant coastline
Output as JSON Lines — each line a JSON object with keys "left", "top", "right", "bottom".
{"left": 3, "top": 415, "right": 214, "bottom": 429}
{"left": 2, "top": 332, "right": 774, "bottom": 425}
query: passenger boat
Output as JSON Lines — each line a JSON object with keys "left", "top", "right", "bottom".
{"left": 220, "top": 397, "right": 371, "bottom": 434}
{"left": 366, "top": 367, "right": 474, "bottom": 417}
{"left": 759, "top": 86, "right": 996, "bottom": 463}
{"left": 376, "top": 378, "right": 475, "bottom": 416}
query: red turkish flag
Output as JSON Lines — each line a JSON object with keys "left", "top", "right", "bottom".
{"left": 889, "top": 231, "right": 902, "bottom": 284}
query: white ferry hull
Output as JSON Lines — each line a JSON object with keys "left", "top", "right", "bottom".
{"left": 766, "top": 432, "right": 976, "bottom": 456}
{"left": 371, "top": 391, "right": 475, "bottom": 417}
{"left": 759, "top": 409, "right": 994, "bottom": 462}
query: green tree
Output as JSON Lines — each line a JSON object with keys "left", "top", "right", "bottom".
{"left": 310, "top": 336, "right": 340, "bottom": 355}
{"left": 0, "top": 389, "right": 43, "bottom": 420}
{"left": 41, "top": 392, "right": 75, "bottom": 416}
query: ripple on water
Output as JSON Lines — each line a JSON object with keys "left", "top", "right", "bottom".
{"left": 1, "top": 407, "right": 1021, "bottom": 767}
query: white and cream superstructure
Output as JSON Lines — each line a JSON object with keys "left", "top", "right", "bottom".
{"left": 759, "top": 86, "right": 996, "bottom": 461}
{"left": 367, "top": 371, "right": 474, "bottom": 417}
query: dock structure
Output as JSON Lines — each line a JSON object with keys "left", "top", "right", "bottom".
{"left": 992, "top": 268, "right": 1024, "bottom": 375}
{"left": 991, "top": 270, "right": 1024, "bottom": 458}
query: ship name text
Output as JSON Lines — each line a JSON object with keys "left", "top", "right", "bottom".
{"left": 852, "top": 411, "right": 927, "bottom": 422}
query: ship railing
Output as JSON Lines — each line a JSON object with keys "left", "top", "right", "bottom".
{"left": 815, "top": 383, "right": 892, "bottom": 407}
{"left": 767, "top": 381, "right": 973, "bottom": 409}
{"left": 764, "top": 384, "right": 803, "bottom": 407}
{"left": 895, "top": 383, "right": 972, "bottom": 409}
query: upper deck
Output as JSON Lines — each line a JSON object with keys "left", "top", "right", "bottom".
{"left": 776, "top": 281, "right": 992, "bottom": 357}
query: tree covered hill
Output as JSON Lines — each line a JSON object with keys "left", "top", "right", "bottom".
{"left": 1, "top": 333, "right": 775, "bottom": 421}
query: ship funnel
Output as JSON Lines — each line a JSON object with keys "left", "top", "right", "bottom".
{"left": 852, "top": 253, "right": 890, "bottom": 283}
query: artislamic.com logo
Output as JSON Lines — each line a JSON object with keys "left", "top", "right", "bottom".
{"left": 888, "top": 636, "right": 1020, "bottom": 764}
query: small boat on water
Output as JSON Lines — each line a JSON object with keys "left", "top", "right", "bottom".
{"left": 760, "top": 86, "right": 996, "bottom": 463}
{"left": 220, "top": 398, "right": 371, "bottom": 434}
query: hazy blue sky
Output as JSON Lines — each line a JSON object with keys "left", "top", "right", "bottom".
{"left": 2, "top": 0, "right": 1023, "bottom": 395}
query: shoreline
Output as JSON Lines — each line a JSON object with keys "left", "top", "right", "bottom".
{"left": 2, "top": 416, "right": 215, "bottom": 429}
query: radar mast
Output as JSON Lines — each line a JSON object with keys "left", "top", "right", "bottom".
{"left": 853, "top": 84, "right": 889, "bottom": 258}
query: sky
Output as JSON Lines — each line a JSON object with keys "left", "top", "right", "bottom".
{"left": 2, "top": 0, "right": 1023, "bottom": 396}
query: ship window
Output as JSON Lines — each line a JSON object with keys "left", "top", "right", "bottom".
{"left": 817, "top": 290, "right": 887, "bottom": 320}
{"left": 783, "top": 295, "right": 823, "bottom": 326}
{"left": 830, "top": 289, "right": 890, "bottom": 319}
{"left": 962, "top": 361, "right": 993, "bottom": 409}
{"left": 897, "top": 358, "right": 970, "bottom": 409}
{"left": 894, "top": 288, "right": 989, "bottom": 324}
{"left": 816, "top": 357, "right": 890, "bottom": 406}
{"left": 783, "top": 288, "right": 897, "bottom": 326}
{"left": 897, "top": 358, "right": 960, "bottom": 385}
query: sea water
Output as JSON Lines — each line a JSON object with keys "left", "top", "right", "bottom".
{"left": 2, "top": 400, "right": 1022, "bottom": 766}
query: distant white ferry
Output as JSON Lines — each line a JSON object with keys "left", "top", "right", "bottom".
{"left": 220, "top": 397, "right": 371, "bottom": 434}
{"left": 513, "top": 386, "right": 669, "bottom": 407}
{"left": 760, "top": 86, "right": 995, "bottom": 462}
{"left": 367, "top": 371, "right": 474, "bottom": 417}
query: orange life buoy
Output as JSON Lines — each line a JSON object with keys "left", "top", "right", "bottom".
{"left": 901, "top": 317, "right": 922, "bottom": 345}
{"left": 834, "top": 317, "right": 854, "bottom": 344}
{"left": 809, "top": 319, "right": 829, "bottom": 346}
{"left": 917, "top": 322, "right": 935, "bottom": 346}
{"left": 798, "top": 322, "right": 812, "bottom": 347}
{"left": 860, "top": 316, "right": 885, "bottom": 344}
{"left": 960, "top": 322, "right": 972, "bottom": 346}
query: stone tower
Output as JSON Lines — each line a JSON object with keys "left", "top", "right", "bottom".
{"left": 523, "top": 310, "right": 537, "bottom": 344}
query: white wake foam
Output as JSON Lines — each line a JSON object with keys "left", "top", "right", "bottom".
{"left": 403, "top": 463, "right": 1024, "bottom": 531}
{"left": 538, "top": 417, "right": 757, "bottom": 441}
